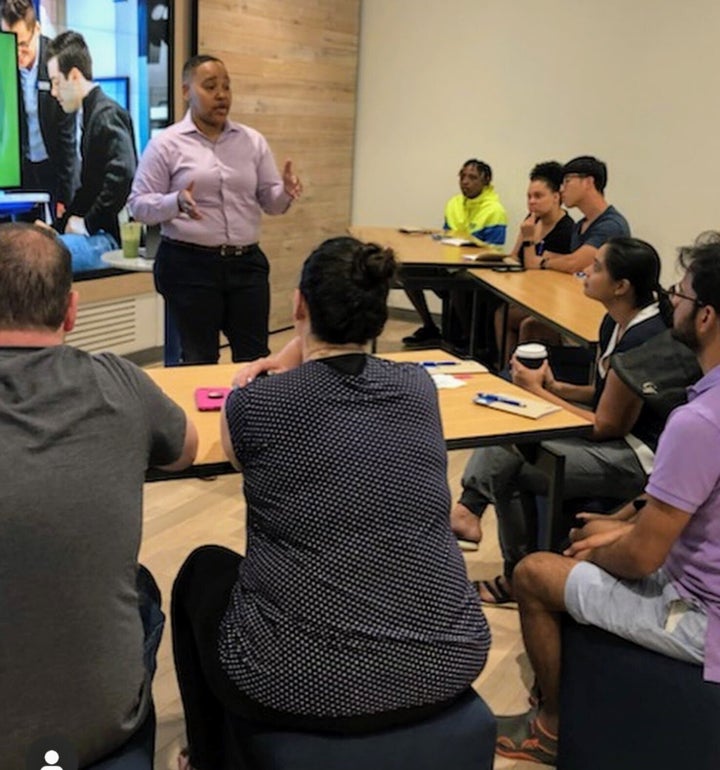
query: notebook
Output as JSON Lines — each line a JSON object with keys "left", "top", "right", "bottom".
{"left": 473, "top": 392, "right": 562, "bottom": 420}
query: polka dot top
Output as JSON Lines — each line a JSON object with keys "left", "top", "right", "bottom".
{"left": 219, "top": 355, "right": 490, "bottom": 720}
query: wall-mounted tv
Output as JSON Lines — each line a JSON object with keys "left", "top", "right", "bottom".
{"left": 0, "top": 30, "right": 22, "bottom": 190}
{"left": 96, "top": 76, "right": 130, "bottom": 112}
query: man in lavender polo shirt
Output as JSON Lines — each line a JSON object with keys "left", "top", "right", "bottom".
{"left": 129, "top": 54, "right": 302, "bottom": 364}
{"left": 492, "top": 236, "right": 720, "bottom": 766}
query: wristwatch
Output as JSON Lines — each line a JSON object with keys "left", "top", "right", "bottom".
{"left": 522, "top": 240, "right": 535, "bottom": 248}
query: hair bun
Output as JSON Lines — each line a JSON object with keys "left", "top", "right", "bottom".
{"left": 352, "top": 242, "right": 397, "bottom": 287}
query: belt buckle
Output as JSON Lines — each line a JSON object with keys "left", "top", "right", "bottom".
{"left": 220, "top": 244, "right": 237, "bottom": 257}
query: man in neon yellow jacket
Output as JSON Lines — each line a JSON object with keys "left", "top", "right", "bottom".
{"left": 444, "top": 159, "right": 508, "bottom": 243}
{"left": 403, "top": 159, "right": 508, "bottom": 347}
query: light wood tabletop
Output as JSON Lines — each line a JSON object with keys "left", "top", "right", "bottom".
{"left": 146, "top": 363, "right": 235, "bottom": 478}
{"left": 383, "top": 350, "right": 592, "bottom": 449}
{"left": 348, "top": 225, "right": 508, "bottom": 266}
{"left": 145, "top": 351, "right": 591, "bottom": 479}
{"left": 469, "top": 267, "right": 605, "bottom": 346}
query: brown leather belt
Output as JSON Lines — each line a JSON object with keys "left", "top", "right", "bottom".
{"left": 162, "top": 237, "right": 258, "bottom": 257}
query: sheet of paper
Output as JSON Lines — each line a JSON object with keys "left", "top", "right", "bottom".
{"left": 440, "top": 237, "right": 475, "bottom": 247}
{"left": 474, "top": 394, "right": 562, "bottom": 419}
{"left": 421, "top": 361, "right": 489, "bottom": 375}
{"left": 430, "top": 373, "right": 468, "bottom": 389}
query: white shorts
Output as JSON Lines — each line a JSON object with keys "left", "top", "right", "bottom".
{"left": 564, "top": 562, "right": 707, "bottom": 666}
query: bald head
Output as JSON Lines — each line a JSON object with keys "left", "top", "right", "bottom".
{"left": 0, "top": 224, "right": 73, "bottom": 331}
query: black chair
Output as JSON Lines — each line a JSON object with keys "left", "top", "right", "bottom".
{"left": 228, "top": 689, "right": 497, "bottom": 770}
{"left": 558, "top": 620, "right": 720, "bottom": 770}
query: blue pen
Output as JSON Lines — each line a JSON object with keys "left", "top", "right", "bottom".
{"left": 475, "top": 392, "right": 526, "bottom": 408}
{"left": 421, "top": 360, "right": 458, "bottom": 367}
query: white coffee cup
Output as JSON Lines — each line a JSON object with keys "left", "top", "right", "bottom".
{"left": 514, "top": 342, "right": 548, "bottom": 369}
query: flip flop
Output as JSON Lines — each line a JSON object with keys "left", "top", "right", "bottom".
{"left": 474, "top": 576, "right": 516, "bottom": 605}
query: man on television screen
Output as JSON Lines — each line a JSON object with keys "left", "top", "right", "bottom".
{"left": 45, "top": 29, "right": 137, "bottom": 269}
{"left": 1, "top": 0, "right": 77, "bottom": 214}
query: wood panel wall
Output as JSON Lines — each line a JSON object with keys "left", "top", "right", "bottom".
{"left": 194, "top": 0, "right": 360, "bottom": 330}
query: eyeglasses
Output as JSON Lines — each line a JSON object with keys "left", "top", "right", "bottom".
{"left": 662, "top": 284, "right": 705, "bottom": 307}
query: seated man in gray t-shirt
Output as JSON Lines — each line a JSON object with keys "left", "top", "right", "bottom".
{"left": 522, "top": 155, "right": 630, "bottom": 274}
{"left": 0, "top": 223, "right": 198, "bottom": 768}
{"left": 506, "top": 154, "right": 632, "bottom": 352}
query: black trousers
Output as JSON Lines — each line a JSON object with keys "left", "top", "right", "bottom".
{"left": 172, "top": 545, "right": 246, "bottom": 770}
{"left": 154, "top": 240, "right": 271, "bottom": 364}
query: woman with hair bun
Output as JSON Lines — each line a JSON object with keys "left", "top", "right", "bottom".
{"left": 172, "top": 236, "right": 491, "bottom": 770}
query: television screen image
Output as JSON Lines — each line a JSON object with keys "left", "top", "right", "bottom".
{"left": 0, "top": 30, "right": 22, "bottom": 189}
{"left": 96, "top": 76, "right": 130, "bottom": 111}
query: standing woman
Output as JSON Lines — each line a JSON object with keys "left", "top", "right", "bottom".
{"left": 129, "top": 55, "right": 302, "bottom": 364}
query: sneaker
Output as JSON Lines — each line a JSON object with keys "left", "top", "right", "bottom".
{"left": 402, "top": 325, "right": 441, "bottom": 346}
{"left": 495, "top": 711, "right": 558, "bottom": 765}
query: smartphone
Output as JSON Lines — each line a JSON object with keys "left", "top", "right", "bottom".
{"left": 194, "top": 387, "right": 232, "bottom": 411}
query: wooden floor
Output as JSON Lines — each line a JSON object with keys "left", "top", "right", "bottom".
{"left": 143, "top": 317, "right": 539, "bottom": 769}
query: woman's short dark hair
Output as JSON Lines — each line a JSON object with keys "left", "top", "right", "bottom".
{"left": 603, "top": 237, "right": 672, "bottom": 325}
{"left": 299, "top": 237, "right": 397, "bottom": 345}
{"left": 529, "top": 161, "right": 564, "bottom": 193}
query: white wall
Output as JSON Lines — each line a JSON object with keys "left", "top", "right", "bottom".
{"left": 353, "top": 0, "right": 720, "bottom": 282}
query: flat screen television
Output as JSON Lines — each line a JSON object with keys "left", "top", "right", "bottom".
{"left": 96, "top": 76, "right": 130, "bottom": 111}
{"left": 0, "top": 30, "right": 22, "bottom": 189}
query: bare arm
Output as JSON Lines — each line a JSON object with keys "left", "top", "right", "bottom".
{"left": 525, "top": 244, "right": 597, "bottom": 274}
{"left": 232, "top": 336, "right": 303, "bottom": 387}
{"left": 566, "top": 496, "right": 691, "bottom": 579}
{"left": 509, "top": 228, "right": 523, "bottom": 259}
{"left": 511, "top": 358, "right": 594, "bottom": 418}
{"left": 591, "top": 369, "right": 644, "bottom": 440}
{"left": 220, "top": 405, "right": 241, "bottom": 471}
{"left": 513, "top": 359, "right": 642, "bottom": 441}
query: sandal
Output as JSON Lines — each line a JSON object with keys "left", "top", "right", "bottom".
{"left": 495, "top": 711, "right": 558, "bottom": 765}
{"left": 474, "top": 575, "right": 516, "bottom": 605}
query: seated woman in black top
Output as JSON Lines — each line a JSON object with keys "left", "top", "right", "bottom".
{"left": 454, "top": 237, "right": 672, "bottom": 604}
{"left": 172, "top": 236, "right": 490, "bottom": 770}
{"left": 495, "top": 161, "right": 574, "bottom": 363}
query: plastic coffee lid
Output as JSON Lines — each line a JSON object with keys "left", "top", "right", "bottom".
{"left": 515, "top": 342, "right": 548, "bottom": 359}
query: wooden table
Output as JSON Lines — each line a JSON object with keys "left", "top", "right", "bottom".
{"left": 102, "top": 248, "right": 154, "bottom": 273}
{"left": 350, "top": 225, "right": 512, "bottom": 355}
{"left": 468, "top": 268, "right": 605, "bottom": 348}
{"left": 146, "top": 352, "right": 591, "bottom": 547}
{"left": 145, "top": 351, "right": 591, "bottom": 478}
{"left": 348, "top": 225, "right": 509, "bottom": 267}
